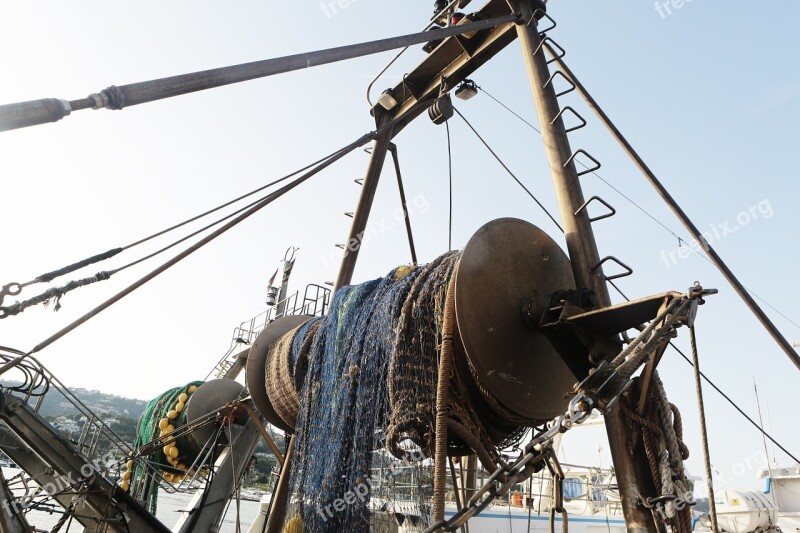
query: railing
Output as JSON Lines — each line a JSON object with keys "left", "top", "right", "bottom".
{"left": 210, "top": 283, "right": 331, "bottom": 379}
{"left": 0, "top": 347, "right": 133, "bottom": 461}
{"left": 0, "top": 346, "right": 178, "bottom": 495}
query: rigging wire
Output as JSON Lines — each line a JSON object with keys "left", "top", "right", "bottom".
{"left": 452, "top": 107, "right": 564, "bottom": 233}
{"left": 477, "top": 83, "right": 800, "bottom": 333}
{"left": 474, "top": 82, "right": 800, "bottom": 467}
{"left": 0, "top": 140, "right": 365, "bottom": 319}
{"left": 605, "top": 281, "right": 800, "bottom": 465}
{"left": 690, "top": 326, "right": 719, "bottom": 533}
{"left": 1, "top": 143, "right": 359, "bottom": 302}
{"left": 0, "top": 129, "right": 378, "bottom": 373}
{"left": 445, "top": 120, "right": 454, "bottom": 251}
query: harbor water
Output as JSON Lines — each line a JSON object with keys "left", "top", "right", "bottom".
{"left": 22, "top": 489, "right": 263, "bottom": 532}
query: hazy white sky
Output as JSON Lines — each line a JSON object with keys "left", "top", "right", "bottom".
{"left": 1, "top": 0, "right": 799, "bottom": 493}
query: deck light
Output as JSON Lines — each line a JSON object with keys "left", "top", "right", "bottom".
{"left": 377, "top": 89, "right": 398, "bottom": 111}
{"left": 455, "top": 80, "right": 479, "bottom": 101}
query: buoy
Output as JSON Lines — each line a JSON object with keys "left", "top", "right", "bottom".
{"left": 188, "top": 385, "right": 198, "bottom": 393}
{"left": 393, "top": 265, "right": 414, "bottom": 279}
{"left": 165, "top": 424, "right": 174, "bottom": 433}
{"left": 120, "top": 480, "right": 130, "bottom": 491}
{"left": 122, "top": 471, "right": 131, "bottom": 481}
{"left": 163, "top": 445, "right": 172, "bottom": 456}
{"left": 282, "top": 517, "right": 304, "bottom": 533}
{"left": 158, "top": 418, "right": 169, "bottom": 430}
{"left": 167, "top": 410, "right": 178, "bottom": 420}
{"left": 169, "top": 447, "right": 180, "bottom": 459}
{"left": 179, "top": 393, "right": 189, "bottom": 403}
{"left": 126, "top": 460, "right": 134, "bottom": 470}
{"left": 175, "top": 401, "right": 185, "bottom": 413}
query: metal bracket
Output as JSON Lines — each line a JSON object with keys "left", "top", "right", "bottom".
{"left": 591, "top": 256, "right": 633, "bottom": 281}
{"left": 532, "top": 9, "right": 556, "bottom": 34}
{"left": 543, "top": 70, "right": 575, "bottom": 98}
{"left": 552, "top": 105, "right": 587, "bottom": 133}
{"left": 575, "top": 196, "right": 616, "bottom": 222}
{"left": 565, "top": 149, "right": 601, "bottom": 176}
{"left": 534, "top": 36, "right": 565, "bottom": 64}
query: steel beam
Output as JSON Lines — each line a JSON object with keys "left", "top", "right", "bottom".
{"left": 514, "top": 1, "right": 655, "bottom": 530}
{"left": 0, "top": 465, "right": 30, "bottom": 533}
{"left": 0, "top": 426, "right": 98, "bottom": 530}
{"left": 544, "top": 43, "right": 800, "bottom": 373}
{"left": 0, "top": 14, "right": 518, "bottom": 133}
{"left": 0, "top": 394, "right": 169, "bottom": 532}
{"left": 264, "top": 436, "right": 295, "bottom": 533}
{"left": 174, "top": 419, "right": 262, "bottom": 532}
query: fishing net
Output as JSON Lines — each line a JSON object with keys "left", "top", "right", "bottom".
{"left": 264, "top": 251, "right": 528, "bottom": 532}
{"left": 130, "top": 380, "right": 204, "bottom": 514}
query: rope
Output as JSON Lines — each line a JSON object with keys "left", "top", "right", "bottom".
{"left": 265, "top": 323, "right": 307, "bottom": 429}
{"left": 620, "top": 375, "right": 691, "bottom": 532}
{"left": 433, "top": 268, "right": 457, "bottom": 522}
{"left": 607, "top": 276, "right": 800, "bottom": 465}
{"left": 446, "top": 119, "right": 454, "bottom": 251}
{"left": 35, "top": 248, "right": 122, "bottom": 283}
{"left": 690, "top": 326, "right": 719, "bottom": 532}
{"left": 652, "top": 372, "right": 693, "bottom": 532}
{"left": 0, "top": 271, "right": 111, "bottom": 318}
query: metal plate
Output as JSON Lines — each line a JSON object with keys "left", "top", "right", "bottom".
{"left": 245, "top": 315, "right": 312, "bottom": 432}
{"left": 455, "top": 218, "right": 577, "bottom": 422}
{"left": 186, "top": 379, "right": 245, "bottom": 446}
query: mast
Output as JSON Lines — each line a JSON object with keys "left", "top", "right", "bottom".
{"left": 514, "top": 1, "right": 655, "bottom": 529}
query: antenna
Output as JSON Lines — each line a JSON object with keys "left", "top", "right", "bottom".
{"left": 754, "top": 382, "right": 781, "bottom": 508}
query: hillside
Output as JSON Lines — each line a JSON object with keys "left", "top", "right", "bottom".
{"left": 0, "top": 379, "right": 283, "bottom": 486}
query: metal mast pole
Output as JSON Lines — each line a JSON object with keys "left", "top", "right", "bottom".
{"left": 333, "top": 112, "right": 396, "bottom": 291}
{"left": 514, "top": 1, "right": 654, "bottom": 529}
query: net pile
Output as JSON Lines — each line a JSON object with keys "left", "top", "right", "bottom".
{"left": 130, "top": 380, "right": 204, "bottom": 514}
{"left": 266, "top": 251, "right": 527, "bottom": 532}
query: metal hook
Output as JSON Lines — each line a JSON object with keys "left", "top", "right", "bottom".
{"left": 0, "top": 282, "right": 22, "bottom": 308}
{"left": 284, "top": 247, "right": 299, "bottom": 263}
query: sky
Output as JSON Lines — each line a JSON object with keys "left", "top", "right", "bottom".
{"left": 1, "top": 0, "right": 799, "bottom": 497}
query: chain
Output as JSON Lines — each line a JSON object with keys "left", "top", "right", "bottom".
{"left": 425, "top": 394, "right": 595, "bottom": 532}
{"left": 546, "top": 453, "right": 568, "bottom": 533}
{"left": 425, "top": 289, "right": 715, "bottom": 533}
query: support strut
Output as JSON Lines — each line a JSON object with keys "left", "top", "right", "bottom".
{"left": 543, "top": 42, "right": 800, "bottom": 373}
{"left": 514, "top": 1, "right": 655, "bottom": 529}
{"left": 333, "top": 113, "right": 396, "bottom": 291}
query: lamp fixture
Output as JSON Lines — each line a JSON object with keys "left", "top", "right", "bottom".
{"left": 455, "top": 79, "right": 479, "bottom": 101}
